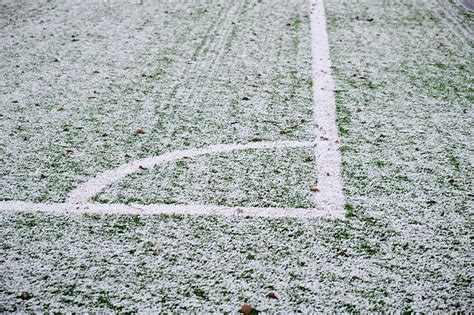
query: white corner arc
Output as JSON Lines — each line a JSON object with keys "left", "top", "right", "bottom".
{"left": 0, "top": 0, "right": 346, "bottom": 220}
{"left": 67, "top": 140, "right": 313, "bottom": 204}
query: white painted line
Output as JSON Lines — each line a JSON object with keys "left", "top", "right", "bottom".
{"left": 0, "top": 1, "right": 346, "bottom": 220}
{"left": 67, "top": 140, "right": 313, "bottom": 204}
{"left": 309, "top": 0, "right": 345, "bottom": 215}
{"left": 0, "top": 201, "right": 342, "bottom": 219}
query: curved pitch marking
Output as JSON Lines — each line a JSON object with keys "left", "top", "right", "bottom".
{"left": 67, "top": 140, "right": 314, "bottom": 204}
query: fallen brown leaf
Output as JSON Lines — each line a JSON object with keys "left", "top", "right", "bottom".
{"left": 266, "top": 292, "right": 279, "bottom": 300}
{"left": 338, "top": 250, "right": 349, "bottom": 257}
{"left": 20, "top": 291, "right": 29, "bottom": 300}
{"left": 239, "top": 304, "right": 253, "bottom": 315}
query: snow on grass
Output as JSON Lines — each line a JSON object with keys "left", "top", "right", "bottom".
{"left": 0, "top": 212, "right": 347, "bottom": 312}
{"left": 325, "top": 0, "right": 473, "bottom": 310}
{"left": 66, "top": 140, "right": 315, "bottom": 207}
{"left": 0, "top": 0, "right": 473, "bottom": 312}
{"left": 95, "top": 147, "right": 317, "bottom": 208}
{"left": 0, "top": 0, "right": 313, "bottom": 203}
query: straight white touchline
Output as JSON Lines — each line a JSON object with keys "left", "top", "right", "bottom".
{"left": 67, "top": 140, "right": 313, "bottom": 204}
{"left": 309, "top": 0, "right": 345, "bottom": 215}
{"left": 0, "top": 201, "right": 343, "bottom": 219}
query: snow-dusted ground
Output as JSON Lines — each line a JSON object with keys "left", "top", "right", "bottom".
{"left": 1, "top": 0, "right": 314, "bottom": 204}
{"left": 95, "top": 147, "right": 317, "bottom": 208}
{"left": 1, "top": 0, "right": 473, "bottom": 312}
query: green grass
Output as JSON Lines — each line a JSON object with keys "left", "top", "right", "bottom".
{"left": 0, "top": 0, "right": 314, "bottom": 203}
{"left": 95, "top": 147, "right": 317, "bottom": 208}
{"left": 0, "top": 0, "right": 472, "bottom": 312}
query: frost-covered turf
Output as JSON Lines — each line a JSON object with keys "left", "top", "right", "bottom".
{"left": 1, "top": 0, "right": 473, "bottom": 312}
{"left": 0, "top": 0, "right": 314, "bottom": 203}
{"left": 95, "top": 147, "right": 317, "bottom": 208}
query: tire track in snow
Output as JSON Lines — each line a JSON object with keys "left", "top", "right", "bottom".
{"left": 178, "top": 0, "right": 247, "bottom": 110}
{"left": 147, "top": 0, "right": 245, "bottom": 141}
{"left": 435, "top": 0, "right": 473, "bottom": 44}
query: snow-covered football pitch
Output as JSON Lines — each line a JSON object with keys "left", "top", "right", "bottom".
{"left": 1, "top": 0, "right": 472, "bottom": 312}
